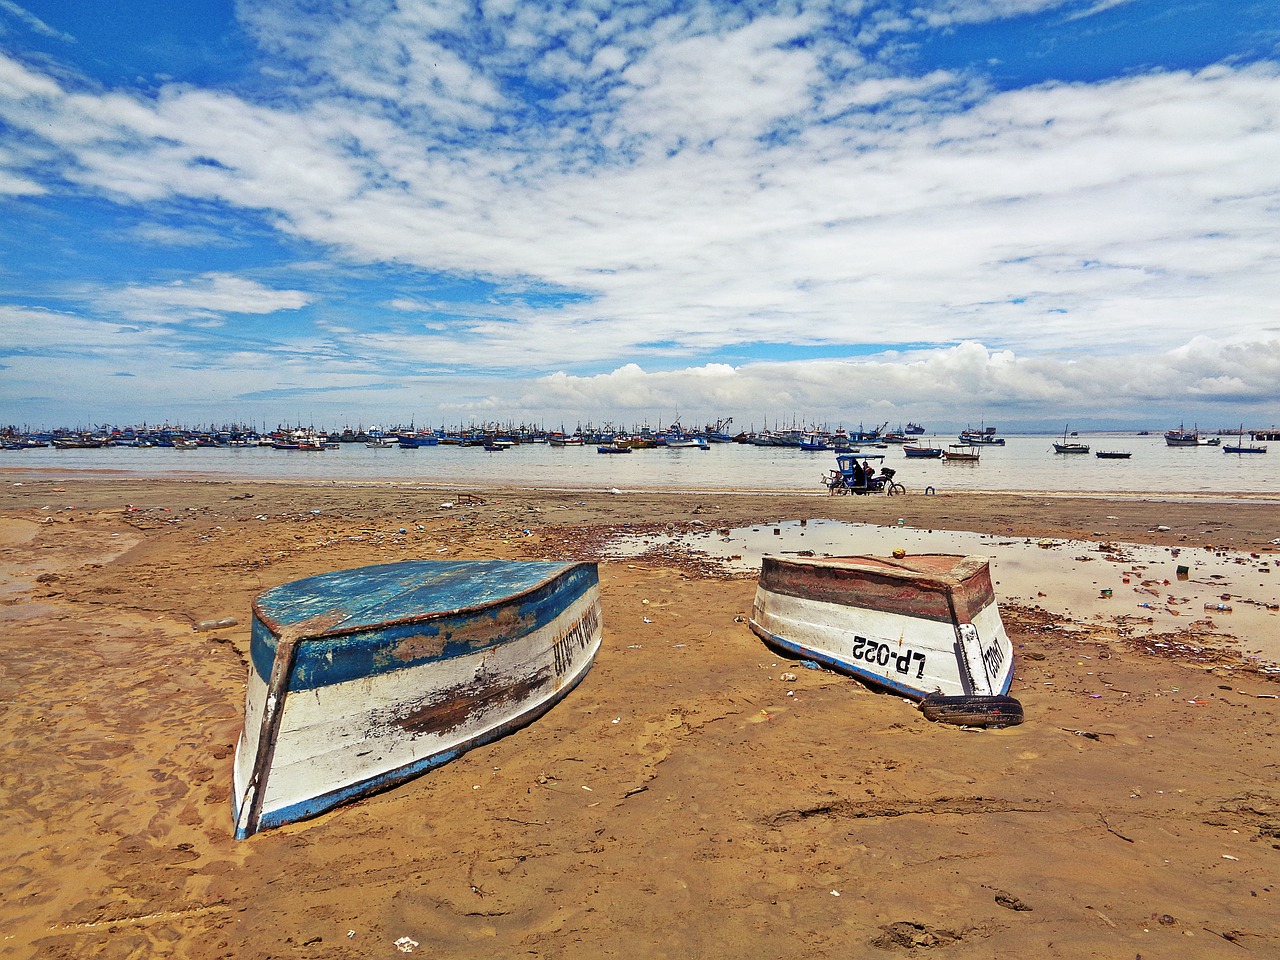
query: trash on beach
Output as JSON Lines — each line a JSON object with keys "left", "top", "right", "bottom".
{"left": 194, "top": 617, "right": 238, "bottom": 632}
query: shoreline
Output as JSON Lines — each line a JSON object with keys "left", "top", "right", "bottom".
{"left": 6, "top": 468, "right": 1280, "bottom": 501}
{"left": 2, "top": 477, "right": 1278, "bottom": 958}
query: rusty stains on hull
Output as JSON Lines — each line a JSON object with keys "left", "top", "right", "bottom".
{"left": 384, "top": 667, "right": 554, "bottom": 736}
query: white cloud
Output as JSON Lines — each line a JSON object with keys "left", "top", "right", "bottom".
{"left": 1, "top": 3, "right": 1278, "bottom": 427}
{"left": 93, "top": 273, "right": 313, "bottom": 324}
{"left": 0, "top": 0, "right": 76, "bottom": 41}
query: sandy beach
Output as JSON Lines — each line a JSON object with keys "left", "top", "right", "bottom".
{"left": 2, "top": 477, "right": 1277, "bottom": 959}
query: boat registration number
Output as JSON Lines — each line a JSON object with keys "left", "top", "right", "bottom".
{"left": 850, "top": 636, "right": 926, "bottom": 679}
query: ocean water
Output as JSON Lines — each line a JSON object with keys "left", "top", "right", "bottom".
{"left": 2, "top": 433, "right": 1278, "bottom": 496}
{"left": 609, "top": 518, "right": 1280, "bottom": 664}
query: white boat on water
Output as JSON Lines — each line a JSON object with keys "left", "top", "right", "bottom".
{"left": 749, "top": 554, "right": 1014, "bottom": 700}
{"left": 233, "top": 559, "right": 603, "bottom": 838}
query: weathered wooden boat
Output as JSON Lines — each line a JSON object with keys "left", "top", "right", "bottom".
{"left": 749, "top": 554, "right": 1014, "bottom": 701}
{"left": 233, "top": 559, "right": 603, "bottom": 839}
{"left": 942, "top": 445, "right": 980, "bottom": 462}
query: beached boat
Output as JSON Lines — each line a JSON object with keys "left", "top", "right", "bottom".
{"left": 233, "top": 559, "right": 603, "bottom": 839}
{"left": 749, "top": 554, "right": 1014, "bottom": 701}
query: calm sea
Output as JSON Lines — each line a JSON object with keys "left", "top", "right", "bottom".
{"left": 4, "top": 433, "right": 1278, "bottom": 496}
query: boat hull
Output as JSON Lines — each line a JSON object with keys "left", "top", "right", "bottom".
{"left": 233, "top": 560, "right": 602, "bottom": 839}
{"left": 749, "top": 555, "right": 1013, "bottom": 700}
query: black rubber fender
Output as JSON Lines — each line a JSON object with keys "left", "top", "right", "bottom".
{"left": 919, "top": 694, "right": 1024, "bottom": 728}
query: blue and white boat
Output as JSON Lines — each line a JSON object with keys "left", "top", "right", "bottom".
{"left": 233, "top": 559, "right": 603, "bottom": 839}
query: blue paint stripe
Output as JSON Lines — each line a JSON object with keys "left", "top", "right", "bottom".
{"left": 255, "top": 559, "right": 578, "bottom": 633}
{"left": 249, "top": 562, "right": 598, "bottom": 689}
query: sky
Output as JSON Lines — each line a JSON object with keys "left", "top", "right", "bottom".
{"left": 1, "top": 0, "right": 1279, "bottom": 433}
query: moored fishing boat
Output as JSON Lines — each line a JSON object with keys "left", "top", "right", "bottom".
{"left": 1051, "top": 425, "right": 1089, "bottom": 454}
{"left": 1165, "top": 423, "right": 1206, "bottom": 446}
{"left": 1222, "top": 423, "right": 1267, "bottom": 454}
{"left": 958, "top": 424, "right": 1004, "bottom": 445}
{"left": 233, "top": 559, "right": 603, "bottom": 839}
{"left": 942, "top": 445, "right": 980, "bottom": 462}
{"left": 903, "top": 443, "right": 942, "bottom": 458}
{"left": 749, "top": 554, "right": 1014, "bottom": 701}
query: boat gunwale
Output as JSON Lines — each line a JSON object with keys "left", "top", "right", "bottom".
{"left": 251, "top": 559, "right": 593, "bottom": 642}
{"left": 760, "top": 553, "right": 992, "bottom": 591}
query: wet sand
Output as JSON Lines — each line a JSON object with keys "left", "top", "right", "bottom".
{"left": 1, "top": 478, "right": 1277, "bottom": 958}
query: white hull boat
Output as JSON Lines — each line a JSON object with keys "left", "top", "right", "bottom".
{"left": 749, "top": 554, "right": 1014, "bottom": 700}
{"left": 233, "top": 560, "right": 602, "bottom": 838}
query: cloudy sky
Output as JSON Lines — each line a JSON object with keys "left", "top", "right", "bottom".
{"left": 1, "top": 0, "right": 1277, "bottom": 432}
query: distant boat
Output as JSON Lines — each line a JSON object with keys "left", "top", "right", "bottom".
{"left": 1165, "top": 423, "right": 1210, "bottom": 446}
{"left": 903, "top": 444, "right": 942, "bottom": 458}
{"left": 942, "top": 445, "right": 980, "bottom": 462}
{"left": 1223, "top": 424, "right": 1266, "bottom": 454}
{"left": 749, "top": 554, "right": 1015, "bottom": 701}
{"left": 904, "top": 422, "right": 926, "bottom": 435}
{"left": 1052, "top": 425, "right": 1090, "bottom": 454}
{"left": 51, "top": 436, "right": 110, "bottom": 449}
{"left": 596, "top": 443, "right": 632, "bottom": 454}
{"left": 233, "top": 559, "right": 603, "bottom": 838}
{"left": 1095, "top": 451, "right": 1132, "bottom": 459}
{"left": 958, "top": 425, "right": 1004, "bottom": 445}
{"left": 396, "top": 433, "right": 440, "bottom": 448}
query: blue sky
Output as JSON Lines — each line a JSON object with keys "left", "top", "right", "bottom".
{"left": 1, "top": 0, "right": 1278, "bottom": 431}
